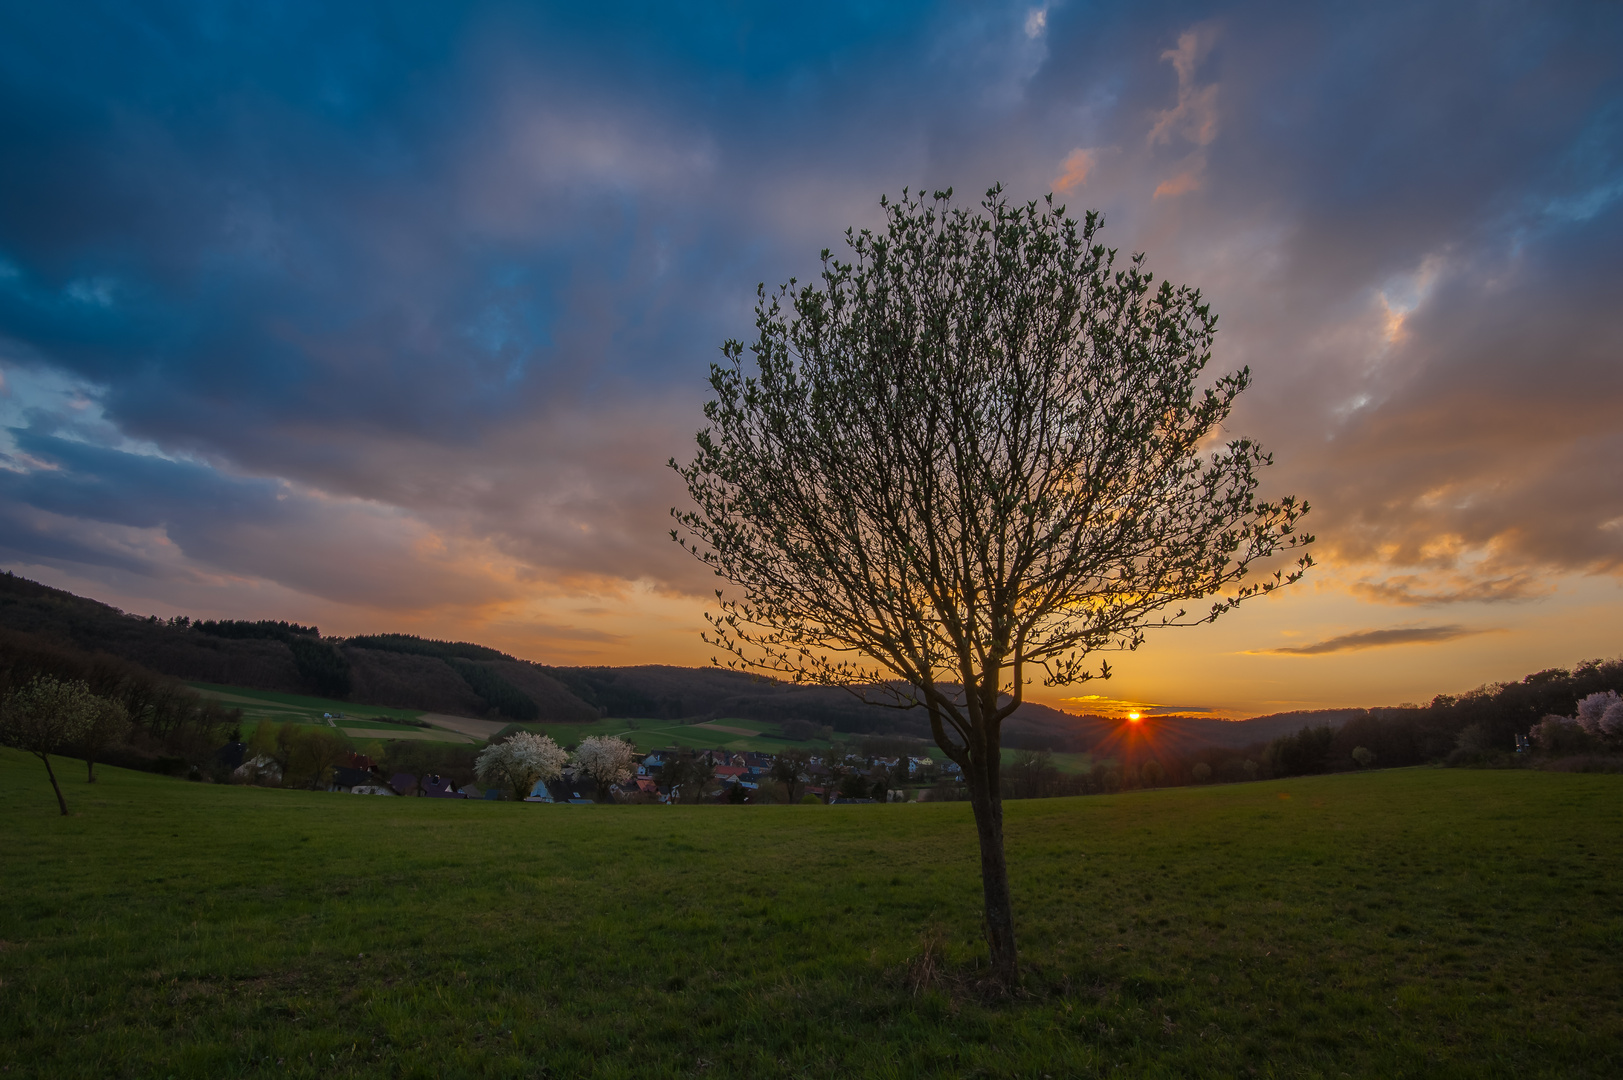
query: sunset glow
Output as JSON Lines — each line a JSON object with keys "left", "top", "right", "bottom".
{"left": 0, "top": 3, "right": 1617, "bottom": 717}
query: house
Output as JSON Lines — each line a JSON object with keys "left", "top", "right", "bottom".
{"left": 349, "top": 785, "right": 395, "bottom": 796}
{"left": 524, "top": 779, "right": 554, "bottom": 802}
{"left": 421, "top": 774, "right": 466, "bottom": 798}
{"left": 233, "top": 754, "right": 282, "bottom": 785}
{"left": 329, "top": 766, "right": 373, "bottom": 792}
{"left": 388, "top": 772, "right": 419, "bottom": 796}
{"left": 539, "top": 777, "right": 596, "bottom": 804}
{"left": 714, "top": 765, "right": 746, "bottom": 782}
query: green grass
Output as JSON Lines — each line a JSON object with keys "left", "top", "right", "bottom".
{"left": 188, "top": 683, "right": 427, "bottom": 732}
{"left": 4, "top": 751, "right": 1619, "bottom": 1078}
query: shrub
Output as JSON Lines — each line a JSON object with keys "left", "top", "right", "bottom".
{"left": 1531, "top": 714, "right": 1593, "bottom": 755}
{"left": 1351, "top": 746, "right": 1377, "bottom": 769}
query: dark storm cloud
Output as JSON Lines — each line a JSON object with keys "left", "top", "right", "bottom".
{"left": 0, "top": 0, "right": 1619, "bottom": 626}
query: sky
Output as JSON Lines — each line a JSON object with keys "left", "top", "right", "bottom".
{"left": 1, "top": 1, "right": 1620, "bottom": 718}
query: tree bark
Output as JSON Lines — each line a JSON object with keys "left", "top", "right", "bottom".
{"left": 86, "top": 756, "right": 97, "bottom": 783}
{"left": 967, "top": 768, "right": 1018, "bottom": 988}
{"left": 38, "top": 752, "right": 69, "bottom": 816}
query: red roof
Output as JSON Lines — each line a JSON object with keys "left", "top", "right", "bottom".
{"left": 714, "top": 765, "right": 746, "bottom": 778}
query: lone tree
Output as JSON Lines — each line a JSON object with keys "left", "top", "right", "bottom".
{"left": 672, "top": 186, "right": 1312, "bottom": 986}
{"left": 1, "top": 675, "right": 98, "bottom": 815}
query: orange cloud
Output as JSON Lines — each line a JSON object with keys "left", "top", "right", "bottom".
{"left": 1149, "top": 27, "right": 1220, "bottom": 148}
{"left": 1154, "top": 171, "right": 1201, "bottom": 199}
{"left": 1052, "top": 148, "right": 1095, "bottom": 193}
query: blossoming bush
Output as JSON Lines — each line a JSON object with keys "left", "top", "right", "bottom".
{"left": 1531, "top": 714, "right": 1592, "bottom": 755}
{"left": 476, "top": 731, "right": 568, "bottom": 800}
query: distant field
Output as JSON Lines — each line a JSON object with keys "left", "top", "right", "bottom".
{"left": 184, "top": 685, "right": 1099, "bottom": 767}
{"left": 188, "top": 683, "right": 425, "bottom": 728}
{"left": 513, "top": 716, "right": 846, "bottom": 754}
{"left": 3, "top": 752, "right": 1618, "bottom": 1078}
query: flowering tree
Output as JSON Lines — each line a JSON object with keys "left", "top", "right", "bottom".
{"left": 78, "top": 695, "right": 130, "bottom": 783}
{"left": 1531, "top": 714, "right": 1588, "bottom": 753}
{"left": 0, "top": 675, "right": 98, "bottom": 815}
{"left": 572, "top": 735, "right": 636, "bottom": 801}
{"left": 476, "top": 731, "right": 568, "bottom": 800}
{"left": 671, "top": 186, "right": 1312, "bottom": 985}
{"left": 1575, "top": 691, "right": 1623, "bottom": 738}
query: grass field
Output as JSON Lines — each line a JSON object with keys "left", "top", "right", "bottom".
{"left": 188, "top": 684, "right": 429, "bottom": 735}
{"left": 4, "top": 750, "right": 1619, "bottom": 1078}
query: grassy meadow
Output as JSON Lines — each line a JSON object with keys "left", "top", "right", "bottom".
{"left": 189, "top": 684, "right": 431, "bottom": 736}
{"left": 2, "top": 750, "right": 1619, "bottom": 1078}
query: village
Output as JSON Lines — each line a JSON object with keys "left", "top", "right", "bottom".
{"left": 321, "top": 746, "right": 962, "bottom": 804}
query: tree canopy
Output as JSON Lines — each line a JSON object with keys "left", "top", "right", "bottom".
{"left": 674, "top": 186, "right": 1311, "bottom": 985}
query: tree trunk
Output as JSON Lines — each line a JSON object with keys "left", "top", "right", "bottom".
{"left": 968, "top": 771, "right": 1018, "bottom": 988}
{"left": 38, "top": 753, "right": 69, "bottom": 816}
{"left": 86, "top": 756, "right": 97, "bottom": 783}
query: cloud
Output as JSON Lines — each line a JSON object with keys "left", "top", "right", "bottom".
{"left": 1255, "top": 626, "right": 1493, "bottom": 656}
{"left": 0, "top": 0, "right": 1620, "bottom": 683}
{"left": 1052, "top": 148, "right": 1095, "bottom": 193}
{"left": 1058, "top": 694, "right": 1216, "bottom": 716}
{"left": 1347, "top": 571, "right": 1553, "bottom": 606}
{"left": 1153, "top": 171, "right": 1201, "bottom": 199}
{"left": 1148, "top": 26, "right": 1219, "bottom": 148}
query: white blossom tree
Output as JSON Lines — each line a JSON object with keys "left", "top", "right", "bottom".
{"left": 1575, "top": 691, "right": 1623, "bottom": 738}
{"left": 1, "top": 675, "right": 98, "bottom": 815}
{"left": 476, "top": 731, "right": 568, "bottom": 801}
{"left": 572, "top": 735, "right": 637, "bottom": 801}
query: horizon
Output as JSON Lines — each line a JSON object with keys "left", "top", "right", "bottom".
{"left": 1, "top": 3, "right": 1620, "bottom": 718}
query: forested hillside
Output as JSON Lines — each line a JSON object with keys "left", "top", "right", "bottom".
{"left": 3, "top": 571, "right": 1564, "bottom": 763}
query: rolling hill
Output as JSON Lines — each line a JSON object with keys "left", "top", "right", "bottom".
{"left": 0, "top": 571, "right": 1352, "bottom": 753}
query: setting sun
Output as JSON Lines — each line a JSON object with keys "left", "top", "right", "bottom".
{"left": 1127, "top": 712, "right": 1142, "bottom": 722}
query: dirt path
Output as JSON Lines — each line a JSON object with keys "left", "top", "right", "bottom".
{"left": 418, "top": 713, "right": 509, "bottom": 740}
{"left": 694, "top": 721, "right": 763, "bottom": 736}
{"left": 342, "top": 727, "right": 473, "bottom": 743}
